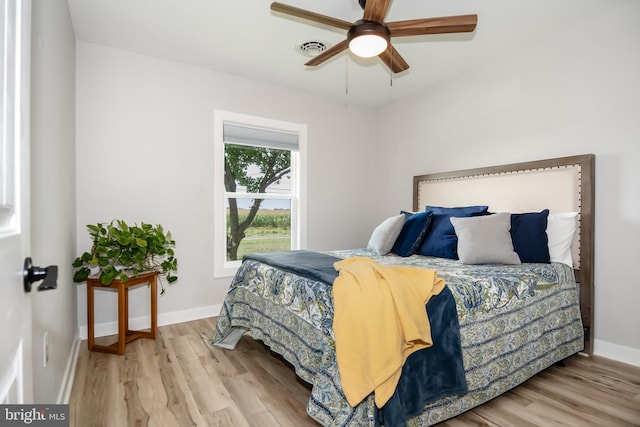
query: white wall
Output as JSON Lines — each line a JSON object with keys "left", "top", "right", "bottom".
{"left": 374, "top": 1, "right": 640, "bottom": 366}
{"left": 75, "top": 42, "right": 377, "bottom": 333}
{"left": 30, "top": 0, "right": 78, "bottom": 402}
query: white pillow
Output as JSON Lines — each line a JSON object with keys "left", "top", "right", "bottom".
{"left": 450, "top": 213, "right": 521, "bottom": 265}
{"left": 546, "top": 212, "right": 578, "bottom": 267}
{"left": 367, "top": 214, "right": 406, "bottom": 255}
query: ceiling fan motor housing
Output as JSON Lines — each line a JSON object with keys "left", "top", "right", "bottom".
{"left": 348, "top": 20, "right": 390, "bottom": 43}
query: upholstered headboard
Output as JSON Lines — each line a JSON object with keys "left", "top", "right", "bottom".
{"left": 413, "top": 154, "right": 595, "bottom": 353}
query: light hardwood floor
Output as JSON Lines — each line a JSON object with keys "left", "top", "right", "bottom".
{"left": 70, "top": 318, "right": 640, "bottom": 426}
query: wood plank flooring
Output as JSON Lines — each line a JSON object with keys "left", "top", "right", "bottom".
{"left": 69, "top": 317, "right": 640, "bottom": 426}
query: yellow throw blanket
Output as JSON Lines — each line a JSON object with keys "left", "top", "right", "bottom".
{"left": 332, "top": 257, "right": 445, "bottom": 408}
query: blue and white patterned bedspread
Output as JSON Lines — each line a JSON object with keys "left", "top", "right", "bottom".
{"left": 212, "top": 249, "right": 584, "bottom": 426}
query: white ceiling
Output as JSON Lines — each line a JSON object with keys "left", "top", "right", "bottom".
{"left": 67, "top": 0, "right": 588, "bottom": 107}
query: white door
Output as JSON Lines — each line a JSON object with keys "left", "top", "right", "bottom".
{"left": 0, "top": 0, "right": 32, "bottom": 404}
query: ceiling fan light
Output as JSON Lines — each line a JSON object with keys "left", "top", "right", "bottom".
{"left": 349, "top": 34, "right": 388, "bottom": 58}
{"left": 347, "top": 20, "right": 390, "bottom": 58}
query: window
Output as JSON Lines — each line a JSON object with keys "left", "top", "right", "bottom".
{"left": 214, "top": 110, "right": 307, "bottom": 277}
{"left": 0, "top": 0, "right": 28, "bottom": 237}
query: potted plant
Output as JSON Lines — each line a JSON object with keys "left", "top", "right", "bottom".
{"left": 73, "top": 220, "right": 178, "bottom": 295}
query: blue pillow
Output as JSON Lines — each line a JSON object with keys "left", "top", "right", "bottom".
{"left": 391, "top": 211, "right": 432, "bottom": 257}
{"left": 510, "top": 209, "right": 550, "bottom": 263}
{"left": 417, "top": 205, "right": 489, "bottom": 259}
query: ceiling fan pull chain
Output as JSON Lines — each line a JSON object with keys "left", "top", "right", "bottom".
{"left": 345, "top": 56, "right": 349, "bottom": 95}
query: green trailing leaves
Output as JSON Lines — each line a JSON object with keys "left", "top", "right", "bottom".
{"left": 72, "top": 220, "right": 178, "bottom": 295}
{"left": 73, "top": 267, "right": 91, "bottom": 283}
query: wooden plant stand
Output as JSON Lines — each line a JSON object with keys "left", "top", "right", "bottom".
{"left": 86, "top": 271, "right": 158, "bottom": 355}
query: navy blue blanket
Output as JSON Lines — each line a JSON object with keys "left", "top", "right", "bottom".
{"left": 243, "top": 250, "right": 467, "bottom": 426}
{"left": 243, "top": 250, "right": 341, "bottom": 285}
{"left": 375, "top": 285, "right": 467, "bottom": 427}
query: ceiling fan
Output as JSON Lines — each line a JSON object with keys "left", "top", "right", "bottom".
{"left": 270, "top": 0, "right": 477, "bottom": 73}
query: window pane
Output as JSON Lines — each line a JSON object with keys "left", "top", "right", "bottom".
{"left": 226, "top": 197, "right": 291, "bottom": 261}
{"left": 224, "top": 143, "right": 291, "bottom": 194}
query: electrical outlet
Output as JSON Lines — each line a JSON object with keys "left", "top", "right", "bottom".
{"left": 43, "top": 331, "right": 49, "bottom": 367}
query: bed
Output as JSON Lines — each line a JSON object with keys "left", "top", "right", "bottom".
{"left": 212, "top": 154, "right": 595, "bottom": 426}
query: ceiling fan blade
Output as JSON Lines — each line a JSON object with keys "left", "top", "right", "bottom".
{"left": 378, "top": 44, "right": 409, "bottom": 74}
{"left": 305, "top": 39, "right": 350, "bottom": 66}
{"left": 363, "top": 0, "right": 392, "bottom": 23}
{"left": 271, "top": 2, "right": 353, "bottom": 31}
{"left": 387, "top": 14, "right": 478, "bottom": 37}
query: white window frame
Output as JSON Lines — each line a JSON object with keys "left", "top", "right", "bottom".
{"left": 213, "top": 110, "right": 307, "bottom": 278}
{"left": 0, "top": 0, "right": 29, "bottom": 237}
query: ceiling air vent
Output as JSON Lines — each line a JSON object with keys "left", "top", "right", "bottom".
{"left": 296, "top": 41, "right": 329, "bottom": 57}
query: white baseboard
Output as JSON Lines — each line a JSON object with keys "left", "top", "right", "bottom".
{"left": 57, "top": 333, "right": 81, "bottom": 404}
{"left": 594, "top": 338, "right": 640, "bottom": 368}
{"left": 78, "top": 304, "right": 223, "bottom": 340}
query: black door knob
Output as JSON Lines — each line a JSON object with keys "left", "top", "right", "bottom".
{"left": 23, "top": 257, "right": 58, "bottom": 293}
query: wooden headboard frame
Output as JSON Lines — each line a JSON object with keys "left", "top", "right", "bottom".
{"left": 413, "top": 154, "right": 595, "bottom": 353}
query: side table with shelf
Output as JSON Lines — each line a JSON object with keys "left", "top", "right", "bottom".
{"left": 86, "top": 271, "right": 158, "bottom": 355}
